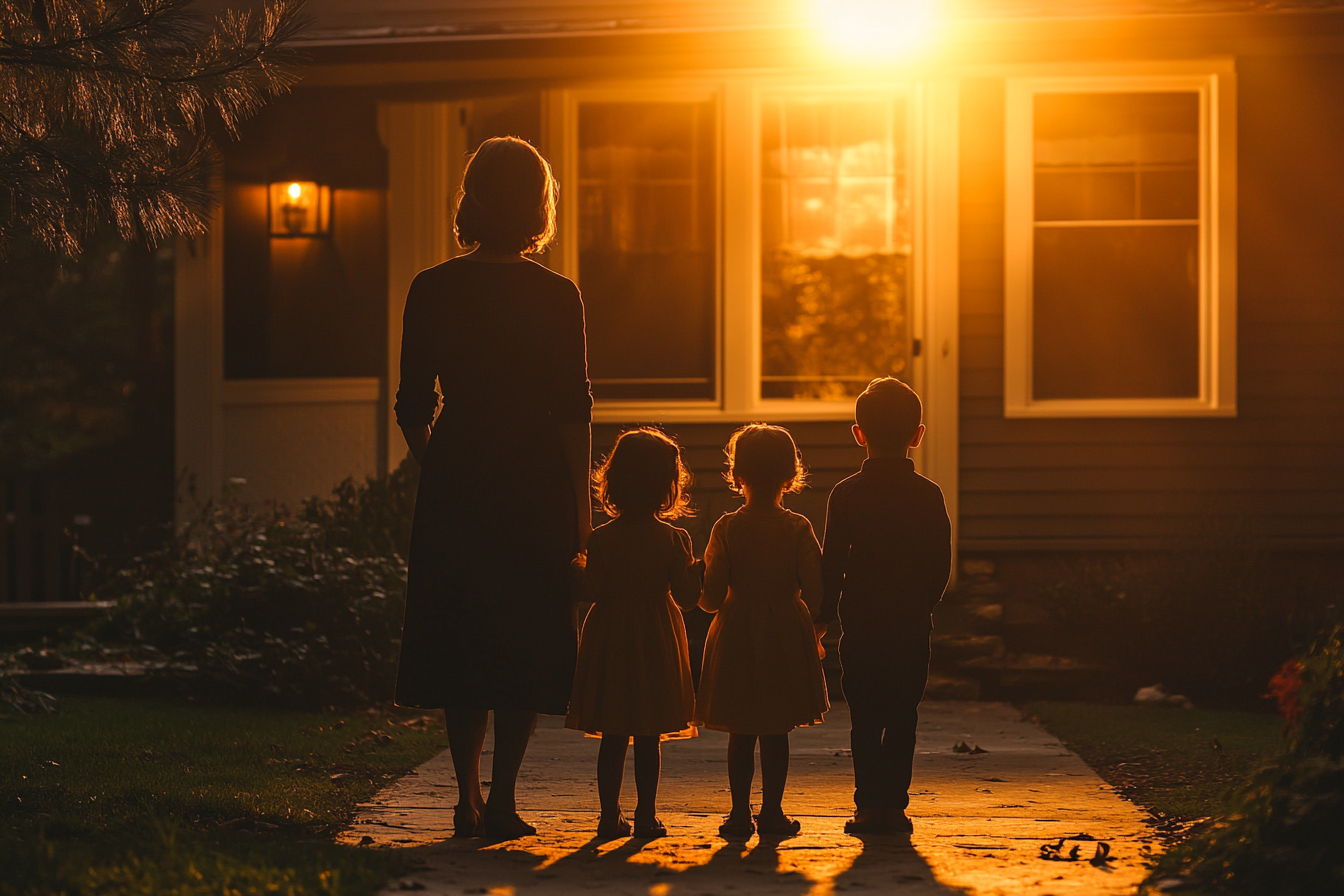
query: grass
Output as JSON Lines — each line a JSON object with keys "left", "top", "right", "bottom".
{"left": 1024, "top": 701, "right": 1284, "bottom": 822}
{"left": 1, "top": 696, "right": 448, "bottom": 896}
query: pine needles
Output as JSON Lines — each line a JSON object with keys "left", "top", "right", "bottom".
{"left": 0, "top": 0, "right": 307, "bottom": 255}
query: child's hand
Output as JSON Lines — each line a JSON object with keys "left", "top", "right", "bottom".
{"left": 692, "top": 557, "right": 706, "bottom": 579}
{"left": 571, "top": 551, "right": 587, "bottom": 572}
{"left": 813, "top": 622, "right": 828, "bottom": 640}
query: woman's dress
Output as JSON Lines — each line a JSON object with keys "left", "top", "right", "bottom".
{"left": 566, "top": 518, "right": 699, "bottom": 736}
{"left": 694, "top": 505, "right": 830, "bottom": 734}
{"left": 393, "top": 256, "right": 591, "bottom": 714}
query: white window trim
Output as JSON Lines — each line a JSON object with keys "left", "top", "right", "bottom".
{"left": 543, "top": 78, "right": 959, "bottom": 428}
{"left": 1004, "top": 65, "right": 1237, "bottom": 418}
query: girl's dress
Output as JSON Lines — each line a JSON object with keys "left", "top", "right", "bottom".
{"left": 566, "top": 517, "right": 699, "bottom": 736}
{"left": 695, "top": 505, "right": 829, "bottom": 734}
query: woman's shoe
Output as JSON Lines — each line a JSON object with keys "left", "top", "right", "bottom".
{"left": 482, "top": 810, "right": 537, "bottom": 841}
{"left": 596, "top": 814, "right": 632, "bottom": 840}
{"left": 452, "top": 804, "right": 484, "bottom": 838}
{"left": 633, "top": 816, "right": 667, "bottom": 840}
{"left": 754, "top": 812, "right": 801, "bottom": 838}
{"left": 718, "top": 814, "right": 755, "bottom": 839}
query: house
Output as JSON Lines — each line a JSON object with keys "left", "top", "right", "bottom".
{"left": 176, "top": 0, "right": 1344, "bottom": 576}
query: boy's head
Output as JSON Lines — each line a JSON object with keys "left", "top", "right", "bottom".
{"left": 854, "top": 377, "right": 924, "bottom": 455}
{"left": 724, "top": 423, "right": 807, "bottom": 496}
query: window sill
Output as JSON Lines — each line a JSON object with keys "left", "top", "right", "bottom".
{"left": 1004, "top": 398, "right": 1236, "bottom": 419}
{"left": 593, "top": 401, "right": 857, "bottom": 424}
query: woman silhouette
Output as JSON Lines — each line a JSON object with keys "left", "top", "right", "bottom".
{"left": 393, "top": 137, "right": 592, "bottom": 840}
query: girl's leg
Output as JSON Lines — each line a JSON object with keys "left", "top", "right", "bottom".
{"left": 726, "top": 733, "right": 758, "bottom": 821}
{"left": 444, "top": 709, "right": 490, "bottom": 817}
{"left": 632, "top": 736, "right": 661, "bottom": 827}
{"left": 597, "top": 733, "right": 631, "bottom": 826}
{"left": 758, "top": 733, "right": 791, "bottom": 819}
{"left": 484, "top": 709, "right": 537, "bottom": 835}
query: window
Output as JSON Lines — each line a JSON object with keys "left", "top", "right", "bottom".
{"left": 575, "top": 99, "right": 718, "bottom": 402}
{"left": 759, "top": 93, "right": 912, "bottom": 400}
{"left": 1005, "top": 71, "right": 1236, "bottom": 417}
{"left": 551, "top": 81, "right": 953, "bottom": 422}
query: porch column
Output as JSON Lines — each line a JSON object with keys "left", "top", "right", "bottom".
{"left": 381, "top": 102, "right": 469, "bottom": 473}
{"left": 174, "top": 198, "right": 225, "bottom": 516}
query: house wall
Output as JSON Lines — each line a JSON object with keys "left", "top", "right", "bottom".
{"left": 957, "top": 55, "right": 1344, "bottom": 551}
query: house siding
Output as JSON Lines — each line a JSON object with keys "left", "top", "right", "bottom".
{"left": 957, "top": 61, "right": 1344, "bottom": 551}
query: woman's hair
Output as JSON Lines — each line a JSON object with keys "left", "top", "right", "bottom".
{"left": 453, "top": 136, "right": 558, "bottom": 255}
{"left": 724, "top": 423, "right": 808, "bottom": 496}
{"left": 594, "top": 428, "right": 693, "bottom": 520}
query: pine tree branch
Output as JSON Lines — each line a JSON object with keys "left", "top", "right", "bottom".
{"left": 0, "top": 0, "right": 307, "bottom": 255}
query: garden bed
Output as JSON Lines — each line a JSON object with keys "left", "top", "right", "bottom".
{"left": 1024, "top": 701, "right": 1283, "bottom": 827}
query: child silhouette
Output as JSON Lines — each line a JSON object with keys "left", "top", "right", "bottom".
{"left": 695, "top": 424, "right": 830, "bottom": 839}
{"left": 566, "top": 428, "right": 701, "bottom": 840}
{"left": 817, "top": 378, "right": 952, "bottom": 834}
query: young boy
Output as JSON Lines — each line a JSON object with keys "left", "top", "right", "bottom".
{"left": 816, "top": 377, "right": 952, "bottom": 834}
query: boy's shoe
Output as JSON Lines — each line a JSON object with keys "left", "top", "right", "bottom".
{"left": 844, "top": 808, "right": 914, "bottom": 835}
{"left": 843, "top": 807, "right": 891, "bottom": 834}
{"left": 718, "top": 814, "right": 756, "bottom": 839}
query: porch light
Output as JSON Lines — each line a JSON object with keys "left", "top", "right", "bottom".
{"left": 814, "top": 0, "right": 936, "bottom": 59}
{"left": 268, "top": 180, "right": 331, "bottom": 236}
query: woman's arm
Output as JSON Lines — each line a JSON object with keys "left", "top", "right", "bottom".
{"left": 401, "top": 424, "right": 431, "bottom": 465}
{"left": 393, "top": 273, "right": 441, "bottom": 464}
{"left": 561, "top": 422, "right": 593, "bottom": 551}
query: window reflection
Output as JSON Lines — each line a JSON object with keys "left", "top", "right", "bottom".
{"left": 760, "top": 95, "right": 911, "bottom": 401}
{"left": 1032, "top": 92, "right": 1201, "bottom": 400}
{"left": 578, "top": 101, "right": 716, "bottom": 402}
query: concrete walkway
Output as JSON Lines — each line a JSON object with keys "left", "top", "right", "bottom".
{"left": 341, "top": 702, "right": 1159, "bottom": 895}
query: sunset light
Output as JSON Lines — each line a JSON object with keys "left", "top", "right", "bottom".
{"left": 813, "top": 0, "right": 937, "bottom": 59}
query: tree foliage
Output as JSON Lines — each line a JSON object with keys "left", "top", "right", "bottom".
{"left": 0, "top": 0, "right": 306, "bottom": 255}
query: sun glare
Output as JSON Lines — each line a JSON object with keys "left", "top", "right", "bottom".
{"left": 813, "top": 0, "right": 937, "bottom": 59}
{"left": 287, "top": 182, "right": 302, "bottom": 199}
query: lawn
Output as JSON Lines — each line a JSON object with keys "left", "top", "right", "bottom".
{"left": 1, "top": 695, "right": 448, "bottom": 896}
{"left": 1024, "top": 701, "right": 1284, "bottom": 823}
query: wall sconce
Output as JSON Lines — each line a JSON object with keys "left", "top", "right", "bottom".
{"left": 268, "top": 180, "right": 331, "bottom": 236}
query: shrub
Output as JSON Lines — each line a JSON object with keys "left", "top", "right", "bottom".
{"left": 1148, "top": 628, "right": 1344, "bottom": 895}
{"left": 1018, "top": 545, "right": 1343, "bottom": 705}
{"left": 89, "top": 461, "right": 419, "bottom": 708}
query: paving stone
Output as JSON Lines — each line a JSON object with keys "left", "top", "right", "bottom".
{"left": 341, "top": 702, "right": 1159, "bottom": 895}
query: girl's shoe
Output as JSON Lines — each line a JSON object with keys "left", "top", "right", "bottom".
{"left": 718, "top": 814, "right": 756, "bottom": 839}
{"left": 453, "top": 804, "right": 484, "bottom": 838}
{"left": 754, "top": 812, "right": 801, "bottom": 838}
{"left": 596, "top": 814, "right": 632, "bottom": 840}
{"left": 633, "top": 816, "right": 667, "bottom": 840}
{"left": 482, "top": 810, "right": 537, "bottom": 841}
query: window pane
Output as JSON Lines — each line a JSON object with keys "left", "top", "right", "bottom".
{"left": 1033, "top": 225, "right": 1199, "bottom": 400}
{"left": 1034, "top": 92, "right": 1198, "bottom": 222}
{"left": 578, "top": 102, "right": 716, "bottom": 401}
{"left": 760, "top": 95, "right": 911, "bottom": 401}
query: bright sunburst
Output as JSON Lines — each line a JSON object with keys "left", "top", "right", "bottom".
{"left": 812, "top": 0, "right": 937, "bottom": 59}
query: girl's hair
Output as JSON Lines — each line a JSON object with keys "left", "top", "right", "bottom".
{"left": 594, "top": 428, "right": 693, "bottom": 520}
{"left": 724, "top": 423, "right": 808, "bottom": 496}
{"left": 453, "top": 136, "right": 558, "bottom": 254}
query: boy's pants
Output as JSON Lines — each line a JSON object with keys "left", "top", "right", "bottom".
{"left": 839, "top": 639, "right": 931, "bottom": 812}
